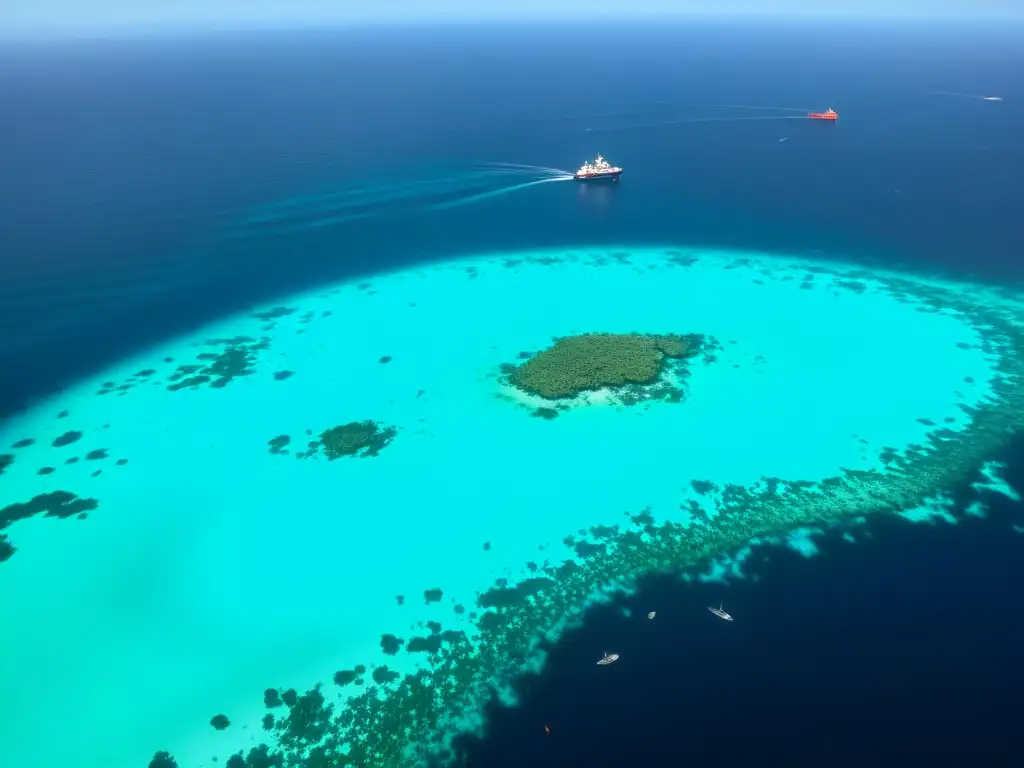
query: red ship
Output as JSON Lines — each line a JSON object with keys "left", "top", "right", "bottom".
{"left": 808, "top": 108, "right": 838, "bottom": 121}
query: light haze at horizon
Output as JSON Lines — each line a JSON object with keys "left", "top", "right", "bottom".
{"left": 3, "top": 0, "right": 1022, "bottom": 38}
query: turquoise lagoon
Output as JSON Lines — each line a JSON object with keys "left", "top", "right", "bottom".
{"left": 1, "top": 246, "right": 1021, "bottom": 767}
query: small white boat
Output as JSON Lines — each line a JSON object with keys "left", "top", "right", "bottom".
{"left": 708, "top": 601, "right": 733, "bottom": 621}
{"left": 647, "top": 611, "right": 656, "bottom": 620}
{"left": 596, "top": 652, "right": 619, "bottom": 665}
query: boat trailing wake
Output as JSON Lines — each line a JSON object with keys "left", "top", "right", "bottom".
{"left": 929, "top": 91, "right": 1003, "bottom": 101}
{"left": 428, "top": 174, "right": 574, "bottom": 211}
{"left": 710, "top": 103, "right": 813, "bottom": 112}
{"left": 213, "top": 163, "right": 574, "bottom": 241}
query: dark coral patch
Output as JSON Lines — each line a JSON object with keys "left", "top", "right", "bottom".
{"left": 263, "top": 688, "right": 283, "bottom": 709}
{"left": 424, "top": 588, "right": 443, "bottom": 603}
{"left": 52, "top": 431, "right": 83, "bottom": 447}
{"left": 0, "top": 491, "right": 99, "bottom": 563}
{"left": 478, "top": 577, "right": 555, "bottom": 609}
{"left": 37, "top": 467, "right": 55, "bottom": 476}
{"left": 268, "top": 435, "right": 290, "bottom": 455}
{"left": 147, "top": 751, "right": 178, "bottom": 768}
{"left": 12, "top": 438, "right": 34, "bottom": 449}
{"left": 379, "top": 355, "right": 392, "bottom": 364}
{"left": 333, "top": 669, "right": 359, "bottom": 687}
{"left": 0, "top": 454, "right": 12, "bottom": 476}
{"left": 406, "top": 635, "right": 442, "bottom": 654}
{"left": 209, "top": 714, "right": 230, "bottom": 730}
{"left": 86, "top": 449, "right": 109, "bottom": 461}
{"left": 380, "top": 634, "right": 404, "bottom": 655}
{"left": 2, "top": 491, "right": 98, "bottom": 527}
{"left": 276, "top": 684, "right": 332, "bottom": 751}
{"left": 372, "top": 666, "right": 400, "bottom": 685}
{"left": 273, "top": 370, "right": 294, "bottom": 381}
{"left": 294, "top": 421, "right": 398, "bottom": 460}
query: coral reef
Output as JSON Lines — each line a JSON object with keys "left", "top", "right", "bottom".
{"left": 210, "top": 714, "right": 231, "bottom": 730}
{"left": 289, "top": 421, "right": 398, "bottom": 460}
{"left": 52, "top": 431, "right": 83, "bottom": 447}
{"left": 1, "top": 491, "right": 99, "bottom": 563}
{"left": 504, "top": 332, "right": 707, "bottom": 407}
{"left": 166, "top": 336, "right": 271, "bottom": 392}
{"left": 147, "top": 751, "right": 178, "bottom": 768}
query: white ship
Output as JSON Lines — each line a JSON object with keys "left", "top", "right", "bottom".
{"left": 574, "top": 154, "right": 622, "bottom": 181}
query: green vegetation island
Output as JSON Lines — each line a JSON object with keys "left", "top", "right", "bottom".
{"left": 502, "top": 332, "right": 708, "bottom": 408}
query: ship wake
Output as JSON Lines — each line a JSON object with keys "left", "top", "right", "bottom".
{"left": 213, "top": 163, "right": 575, "bottom": 240}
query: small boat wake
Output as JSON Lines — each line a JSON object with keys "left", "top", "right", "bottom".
{"left": 710, "top": 103, "right": 814, "bottom": 112}
{"left": 929, "top": 91, "right": 1003, "bottom": 102}
{"left": 427, "top": 174, "right": 574, "bottom": 211}
{"left": 213, "top": 162, "right": 574, "bottom": 241}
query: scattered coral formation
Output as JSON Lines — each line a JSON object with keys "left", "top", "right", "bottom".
{"left": 317, "top": 422, "right": 397, "bottom": 459}
{"left": 268, "top": 435, "right": 290, "bottom": 455}
{"left": 269, "top": 421, "right": 399, "bottom": 461}
{"left": 89, "top": 306, "right": 331, "bottom": 398}
{"left": 210, "top": 714, "right": 231, "bottom": 730}
{"left": 1, "top": 491, "right": 99, "bottom": 563}
{"left": 166, "top": 336, "right": 272, "bottom": 392}
{"left": 52, "top": 431, "right": 82, "bottom": 448}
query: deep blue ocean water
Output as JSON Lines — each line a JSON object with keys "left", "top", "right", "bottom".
{"left": 2, "top": 19, "right": 1024, "bottom": 767}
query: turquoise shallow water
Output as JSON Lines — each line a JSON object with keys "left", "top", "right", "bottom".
{"left": 0, "top": 245, "right": 1016, "bottom": 767}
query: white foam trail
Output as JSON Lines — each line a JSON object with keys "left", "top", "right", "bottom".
{"left": 590, "top": 115, "right": 807, "bottom": 133}
{"left": 235, "top": 170, "right": 542, "bottom": 226}
{"left": 429, "top": 176, "right": 574, "bottom": 211}
{"left": 929, "top": 91, "right": 1002, "bottom": 101}
{"left": 711, "top": 103, "right": 812, "bottom": 112}
{"left": 482, "top": 162, "right": 575, "bottom": 177}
